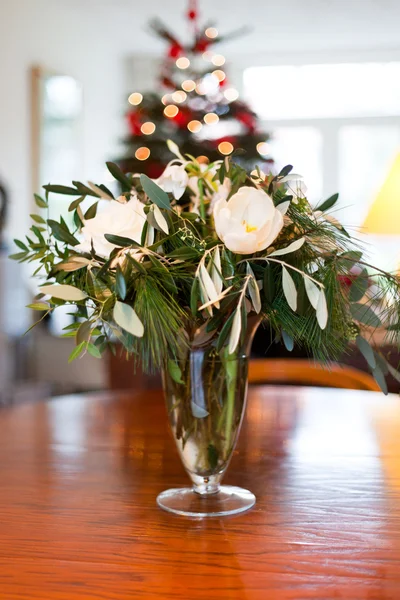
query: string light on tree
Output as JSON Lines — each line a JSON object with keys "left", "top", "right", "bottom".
{"left": 164, "top": 105, "right": 179, "bottom": 118}
{"left": 187, "top": 120, "right": 202, "bottom": 133}
{"left": 181, "top": 79, "right": 196, "bottom": 92}
{"left": 135, "top": 147, "right": 150, "bottom": 160}
{"left": 212, "top": 70, "right": 226, "bottom": 82}
{"left": 257, "top": 142, "right": 271, "bottom": 156}
{"left": 218, "top": 141, "right": 234, "bottom": 155}
{"left": 205, "top": 27, "right": 218, "bottom": 38}
{"left": 120, "top": 6, "right": 272, "bottom": 179}
{"left": 128, "top": 92, "right": 143, "bottom": 106}
{"left": 204, "top": 112, "right": 219, "bottom": 125}
{"left": 224, "top": 88, "right": 239, "bottom": 101}
{"left": 171, "top": 90, "right": 187, "bottom": 103}
{"left": 211, "top": 54, "right": 226, "bottom": 66}
{"left": 141, "top": 122, "right": 156, "bottom": 135}
{"left": 176, "top": 57, "right": 190, "bottom": 69}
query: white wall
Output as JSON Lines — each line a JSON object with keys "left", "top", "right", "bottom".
{"left": 0, "top": 0, "right": 127, "bottom": 242}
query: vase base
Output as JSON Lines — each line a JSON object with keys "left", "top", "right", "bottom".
{"left": 157, "top": 485, "right": 256, "bottom": 517}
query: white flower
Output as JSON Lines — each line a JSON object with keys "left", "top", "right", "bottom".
{"left": 77, "top": 195, "right": 146, "bottom": 258}
{"left": 280, "top": 174, "right": 307, "bottom": 204}
{"left": 213, "top": 186, "right": 283, "bottom": 254}
{"left": 156, "top": 164, "right": 189, "bottom": 200}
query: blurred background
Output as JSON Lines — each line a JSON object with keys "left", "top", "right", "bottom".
{"left": 0, "top": 0, "right": 399, "bottom": 402}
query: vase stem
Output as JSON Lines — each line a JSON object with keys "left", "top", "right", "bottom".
{"left": 191, "top": 473, "right": 221, "bottom": 496}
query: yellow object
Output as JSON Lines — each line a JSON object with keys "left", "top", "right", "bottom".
{"left": 362, "top": 153, "right": 400, "bottom": 234}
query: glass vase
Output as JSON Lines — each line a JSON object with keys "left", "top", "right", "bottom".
{"left": 157, "top": 318, "right": 260, "bottom": 517}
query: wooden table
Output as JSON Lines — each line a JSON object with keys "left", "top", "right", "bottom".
{"left": 1, "top": 386, "right": 400, "bottom": 599}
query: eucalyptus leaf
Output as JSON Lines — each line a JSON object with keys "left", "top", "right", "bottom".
{"left": 76, "top": 320, "right": 92, "bottom": 345}
{"left": 34, "top": 194, "right": 48, "bottom": 208}
{"left": 105, "top": 162, "right": 132, "bottom": 189}
{"left": 350, "top": 303, "right": 381, "bottom": 328}
{"left": 116, "top": 265, "right": 127, "bottom": 300}
{"left": 104, "top": 234, "right": 140, "bottom": 248}
{"left": 269, "top": 237, "right": 305, "bottom": 257}
{"left": 140, "top": 174, "right": 171, "bottom": 211}
{"left": 84, "top": 202, "right": 99, "bottom": 220}
{"left": 282, "top": 266, "right": 297, "bottom": 311}
{"left": 47, "top": 220, "right": 79, "bottom": 246}
{"left": 87, "top": 342, "right": 102, "bottom": 359}
{"left": 356, "top": 336, "right": 376, "bottom": 370}
{"left": 26, "top": 302, "right": 50, "bottom": 311}
{"left": 43, "top": 184, "right": 79, "bottom": 196}
{"left": 349, "top": 269, "right": 369, "bottom": 302}
{"left": 68, "top": 342, "right": 86, "bottom": 363}
{"left": 282, "top": 330, "right": 294, "bottom": 351}
{"left": 153, "top": 205, "right": 169, "bottom": 234}
{"left": 318, "top": 193, "right": 339, "bottom": 212}
{"left": 168, "top": 246, "right": 200, "bottom": 260}
{"left": 113, "top": 301, "right": 144, "bottom": 338}
{"left": 372, "top": 365, "right": 388, "bottom": 395}
{"left": 40, "top": 284, "right": 87, "bottom": 301}
{"left": 228, "top": 308, "right": 242, "bottom": 354}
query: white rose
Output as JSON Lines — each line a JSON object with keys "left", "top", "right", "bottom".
{"left": 77, "top": 195, "right": 146, "bottom": 258}
{"left": 213, "top": 186, "right": 283, "bottom": 254}
{"left": 156, "top": 164, "right": 189, "bottom": 200}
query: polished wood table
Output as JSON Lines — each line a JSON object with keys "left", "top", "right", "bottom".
{"left": 1, "top": 386, "right": 400, "bottom": 599}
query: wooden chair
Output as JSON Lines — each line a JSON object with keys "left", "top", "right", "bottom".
{"left": 249, "top": 359, "right": 380, "bottom": 391}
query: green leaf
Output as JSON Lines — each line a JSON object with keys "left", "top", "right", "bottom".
{"left": 282, "top": 330, "right": 294, "bottom": 351}
{"left": 43, "top": 184, "right": 79, "bottom": 196}
{"left": 30, "top": 213, "right": 46, "bottom": 224}
{"left": 113, "top": 301, "right": 144, "bottom": 337}
{"left": 39, "top": 284, "right": 87, "bottom": 301}
{"left": 168, "top": 247, "right": 200, "bottom": 260}
{"left": 68, "top": 196, "right": 85, "bottom": 212}
{"left": 68, "top": 342, "right": 86, "bottom": 363}
{"left": 72, "top": 181, "right": 100, "bottom": 198}
{"left": 87, "top": 342, "right": 102, "bottom": 359}
{"left": 140, "top": 174, "right": 171, "bottom": 211}
{"left": 26, "top": 302, "right": 50, "bottom": 311}
{"left": 167, "top": 359, "right": 184, "bottom": 384}
{"left": 105, "top": 162, "right": 132, "bottom": 190}
{"left": 221, "top": 248, "right": 235, "bottom": 278}
{"left": 356, "top": 335, "right": 376, "bottom": 370}
{"left": 190, "top": 277, "right": 200, "bottom": 317}
{"left": 76, "top": 320, "right": 92, "bottom": 345}
{"left": 318, "top": 193, "right": 339, "bottom": 212}
{"left": 216, "top": 311, "right": 236, "bottom": 353}
{"left": 47, "top": 220, "right": 80, "bottom": 246}
{"left": 350, "top": 303, "right": 381, "bottom": 328}
{"left": 349, "top": 269, "right": 369, "bottom": 302}
{"left": 263, "top": 266, "right": 275, "bottom": 303}
{"left": 13, "top": 239, "right": 28, "bottom": 251}
{"left": 278, "top": 164, "right": 293, "bottom": 177}
{"left": 339, "top": 250, "right": 363, "bottom": 266}
{"left": 84, "top": 202, "right": 98, "bottom": 220}
{"left": 116, "top": 265, "right": 127, "bottom": 300}
{"left": 372, "top": 365, "right": 388, "bottom": 395}
{"left": 207, "top": 444, "right": 219, "bottom": 470}
{"left": 9, "top": 251, "right": 28, "bottom": 261}
{"left": 104, "top": 234, "right": 140, "bottom": 248}
{"left": 125, "top": 253, "right": 147, "bottom": 275}
{"left": 34, "top": 193, "right": 48, "bottom": 208}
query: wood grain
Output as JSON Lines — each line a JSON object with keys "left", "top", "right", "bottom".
{"left": 1, "top": 386, "right": 400, "bottom": 599}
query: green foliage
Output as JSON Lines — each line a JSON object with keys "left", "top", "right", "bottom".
{"left": 10, "top": 151, "right": 400, "bottom": 391}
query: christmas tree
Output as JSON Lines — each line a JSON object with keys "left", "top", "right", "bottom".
{"left": 119, "top": 4, "right": 272, "bottom": 178}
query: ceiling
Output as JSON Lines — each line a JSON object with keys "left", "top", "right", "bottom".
{"left": 70, "top": 0, "right": 400, "bottom": 56}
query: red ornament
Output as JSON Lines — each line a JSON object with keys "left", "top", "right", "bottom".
{"left": 168, "top": 42, "right": 183, "bottom": 58}
{"left": 188, "top": 9, "right": 197, "bottom": 20}
{"left": 127, "top": 111, "right": 142, "bottom": 136}
{"left": 195, "top": 39, "right": 209, "bottom": 52}
{"left": 172, "top": 107, "right": 192, "bottom": 128}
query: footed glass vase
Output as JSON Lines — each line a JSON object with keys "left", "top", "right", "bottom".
{"left": 157, "top": 321, "right": 259, "bottom": 517}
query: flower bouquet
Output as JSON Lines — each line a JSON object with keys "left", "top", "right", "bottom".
{"left": 11, "top": 141, "right": 400, "bottom": 516}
